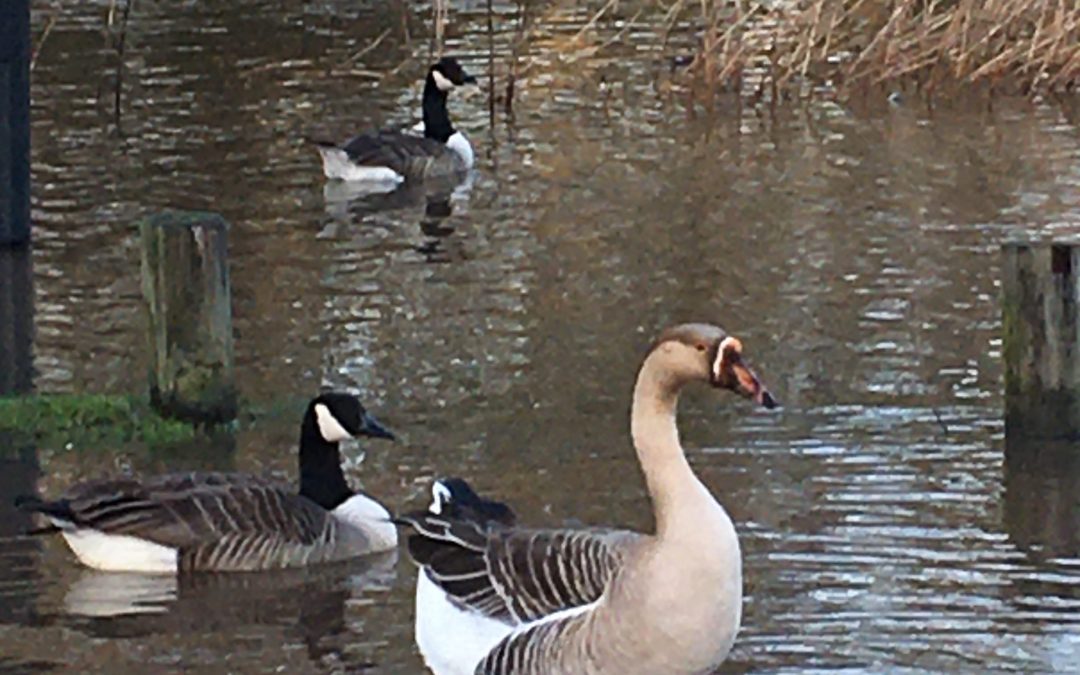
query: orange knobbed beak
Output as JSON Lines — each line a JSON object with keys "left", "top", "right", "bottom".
{"left": 712, "top": 337, "right": 778, "bottom": 409}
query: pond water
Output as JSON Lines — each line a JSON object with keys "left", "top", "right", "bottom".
{"left": 3, "top": 0, "right": 1080, "bottom": 673}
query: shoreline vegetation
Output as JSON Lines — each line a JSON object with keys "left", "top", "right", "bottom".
{"left": 0, "top": 394, "right": 196, "bottom": 449}
{"left": 496, "top": 0, "right": 1080, "bottom": 106}
{"left": 0, "top": 394, "right": 310, "bottom": 452}
{"left": 661, "top": 0, "right": 1080, "bottom": 103}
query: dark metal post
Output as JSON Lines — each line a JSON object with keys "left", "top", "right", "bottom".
{"left": 0, "top": 0, "right": 31, "bottom": 247}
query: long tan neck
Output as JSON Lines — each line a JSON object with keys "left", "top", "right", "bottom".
{"left": 631, "top": 352, "right": 713, "bottom": 540}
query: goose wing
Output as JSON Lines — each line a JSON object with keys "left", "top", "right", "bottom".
{"left": 398, "top": 511, "right": 639, "bottom": 623}
{"left": 26, "top": 472, "right": 330, "bottom": 550}
{"left": 341, "top": 131, "right": 451, "bottom": 175}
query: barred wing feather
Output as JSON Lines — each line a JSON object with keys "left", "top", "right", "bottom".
{"left": 400, "top": 511, "right": 638, "bottom": 624}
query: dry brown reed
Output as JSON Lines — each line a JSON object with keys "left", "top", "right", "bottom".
{"left": 674, "top": 0, "right": 1080, "bottom": 102}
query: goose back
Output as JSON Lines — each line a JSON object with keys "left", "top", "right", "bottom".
{"left": 25, "top": 471, "right": 380, "bottom": 572}
{"left": 339, "top": 132, "right": 469, "bottom": 179}
{"left": 401, "top": 509, "right": 638, "bottom": 624}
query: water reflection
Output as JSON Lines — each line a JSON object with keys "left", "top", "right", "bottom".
{"left": 0, "top": 444, "right": 41, "bottom": 626}
{"left": 0, "top": 247, "right": 33, "bottom": 395}
{"left": 1004, "top": 438, "right": 1080, "bottom": 562}
{"left": 54, "top": 554, "right": 397, "bottom": 671}
{"left": 61, "top": 552, "right": 394, "bottom": 624}
{"left": 321, "top": 170, "right": 475, "bottom": 229}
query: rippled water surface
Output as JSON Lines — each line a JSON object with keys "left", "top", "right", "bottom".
{"left": 3, "top": 1, "right": 1080, "bottom": 672}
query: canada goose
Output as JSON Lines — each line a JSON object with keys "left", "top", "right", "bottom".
{"left": 313, "top": 57, "right": 477, "bottom": 184}
{"left": 396, "top": 324, "right": 777, "bottom": 675}
{"left": 16, "top": 392, "right": 399, "bottom": 573}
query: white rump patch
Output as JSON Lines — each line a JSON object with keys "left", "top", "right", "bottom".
{"left": 446, "top": 131, "right": 474, "bottom": 169}
{"left": 432, "top": 69, "right": 456, "bottom": 91}
{"left": 429, "top": 481, "right": 452, "bottom": 514}
{"left": 60, "top": 529, "right": 178, "bottom": 573}
{"left": 315, "top": 403, "right": 353, "bottom": 442}
{"left": 332, "top": 493, "right": 398, "bottom": 551}
{"left": 415, "top": 572, "right": 512, "bottom": 675}
{"left": 316, "top": 146, "right": 404, "bottom": 184}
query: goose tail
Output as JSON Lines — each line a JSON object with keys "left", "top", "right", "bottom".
{"left": 302, "top": 135, "right": 339, "bottom": 150}
{"left": 15, "top": 494, "right": 72, "bottom": 535}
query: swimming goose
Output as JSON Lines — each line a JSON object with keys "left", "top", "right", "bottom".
{"left": 16, "top": 392, "right": 399, "bottom": 573}
{"left": 313, "top": 57, "right": 477, "bottom": 184}
{"left": 396, "top": 324, "right": 777, "bottom": 675}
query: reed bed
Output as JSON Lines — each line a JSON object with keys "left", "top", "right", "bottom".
{"left": 667, "top": 0, "right": 1080, "bottom": 101}
{"left": 485, "top": 0, "right": 1079, "bottom": 107}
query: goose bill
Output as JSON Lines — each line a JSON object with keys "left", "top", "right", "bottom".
{"left": 360, "top": 411, "right": 396, "bottom": 440}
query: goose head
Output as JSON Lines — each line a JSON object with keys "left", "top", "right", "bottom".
{"left": 648, "top": 323, "right": 777, "bottom": 409}
{"left": 299, "top": 392, "right": 395, "bottom": 511}
{"left": 428, "top": 57, "right": 477, "bottom": 92}
{"left": 308, "top": 392, "right": 396, "bottom": 444}
{"left": 429, "top": 477, "right": 517, "bottom": 526}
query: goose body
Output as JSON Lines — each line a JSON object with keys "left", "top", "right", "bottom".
{"left": 315, "top": 57, "right": 476, "bottom": 184}
{"left": 18, "top": 393, "right": 398, "bottom": 573}
{"left": 398, "top": 324, "right": 777, "bottom": 674}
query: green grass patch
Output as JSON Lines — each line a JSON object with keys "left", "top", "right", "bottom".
{"left": 0, "top": 394, "right": 196, "bottom": 449}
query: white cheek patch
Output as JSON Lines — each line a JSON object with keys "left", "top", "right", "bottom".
{"left": 432, "top": 69, "right": 456, "bottom": 91}
{"left": 715, "top": 336, "right": 742, "bottom": 379}
{"left": 429, "top": 481, "right": 452, "bottom": 514}
{"left": 315, "top": 403, "right": 353, "bottom": 442}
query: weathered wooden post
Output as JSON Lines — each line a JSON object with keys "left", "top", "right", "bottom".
{"left": 1002, "top": 241, "right": 1080, "bottom": 439}
{"left": 0, "top": 0, "right": 31, "bottom": 246}
{"left": 139, "top": 211, "right": 237, "bottom": 424}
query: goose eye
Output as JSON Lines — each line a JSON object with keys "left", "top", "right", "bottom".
{"left": 696, "top": 344, "right": 706, "bottom": 352}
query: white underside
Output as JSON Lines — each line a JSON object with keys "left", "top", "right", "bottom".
{"left": 59, "top": 527, "right": 178, "bottom": 574}
{"left": 446, "top": 131, "right": 474, "bottom": 169}
{"left": 415, "top": 572, "right": 513, "bottom": 675}
{"left": 317, "top": 146, "right": 405, "bottom": 184}
{"left": 332, "top": 493, "right": 398, "bottom": 552}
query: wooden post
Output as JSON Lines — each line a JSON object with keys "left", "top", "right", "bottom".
{"left": 0, "top": 0, "right": 31, "bottom": 247}
{"left": 1002, "top": 241, "right": 1080, "bottom": 439}
{"left": 0, "top": 247, "right": 33, "bottom": 394}
{"left": 139, "top": 211, "right": 236, "bottom": 424}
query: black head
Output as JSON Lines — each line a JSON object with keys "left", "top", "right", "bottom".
{"left": 429, "top": 477, "right": 516, "bottom": 526}
{"left": 429, "top": 57, "right": 477, "bottom": 91}
{"left": 307, "top": 392, "right": 395, "bottom": 443}
{"left": 299, "top": 392, "right": 394, "bottom": 511}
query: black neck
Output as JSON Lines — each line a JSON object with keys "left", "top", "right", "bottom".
{"left": 422, "top": 75, "right": 455, "bottom": 143}
{"left": 298, "top": 415, "right": 352, "bottom": 510}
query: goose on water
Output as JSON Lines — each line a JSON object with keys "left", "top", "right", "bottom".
{"left": 396, "top": 324, "right": 777, "bottom": 674}
{"left": 17, "top": 392, "right": 398, "bottom": 573}
{"left": 313, "top": 57, "right": 477, "bottom": 185}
